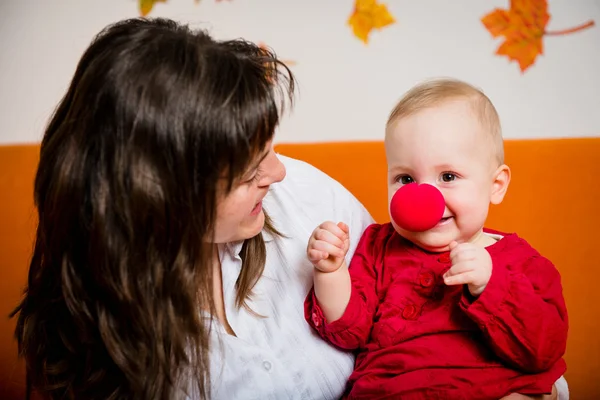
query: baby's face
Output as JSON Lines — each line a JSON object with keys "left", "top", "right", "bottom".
{"left": 385, "top": 99, "right": 506, "bottom": 252}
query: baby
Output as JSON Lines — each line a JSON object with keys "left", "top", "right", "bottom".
{"left": 304, "top": 79, "right": 568, "bottom": 399}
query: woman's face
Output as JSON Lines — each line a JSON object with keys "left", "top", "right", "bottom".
{"left": 213, "top": 141, "right": 286, "bottom": 243}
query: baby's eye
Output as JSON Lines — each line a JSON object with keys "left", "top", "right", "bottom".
{"left": 397, "top": 175, "right": 414, "bottom": 185}
{"left": 441, "top": 173, "right": 456, "bottom": 182}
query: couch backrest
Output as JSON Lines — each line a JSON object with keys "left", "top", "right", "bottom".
{"left": 1, "top": 139, "right": 599, "bottom": 398}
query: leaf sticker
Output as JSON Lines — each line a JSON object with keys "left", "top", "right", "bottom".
{"left": 348, "top": 0, "right": 395, "bottom": 44}
{"left": 139, "top": 0, "right": 167, "bottom": 16}
{"left": 482, "top": 0, "right": 595, "bottom": 72}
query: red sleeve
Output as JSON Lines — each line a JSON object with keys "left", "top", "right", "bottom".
{"left": 460, "top": 252, "right": 568, "bottom": 373}
{"left": 304, "top": 223, "right": 383, "bottom": 350}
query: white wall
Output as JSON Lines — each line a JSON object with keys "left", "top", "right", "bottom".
{"left": 1, "top": 0, "right": 599, "bottom": 145}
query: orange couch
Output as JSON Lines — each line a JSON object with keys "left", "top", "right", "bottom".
{"left": 1, "top": 139, "right": 599, "bottom": 399}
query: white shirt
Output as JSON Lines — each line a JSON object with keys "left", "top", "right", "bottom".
{"left": 205, "top": 155, "right": 374, "bottom": 400}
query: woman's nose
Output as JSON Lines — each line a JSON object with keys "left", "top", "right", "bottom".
{"left": 259, "top": 151, "right": 286, "bottom": 187}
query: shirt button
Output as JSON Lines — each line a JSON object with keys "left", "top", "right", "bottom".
{"left": 262, "top": 361, "right": 272, "bottom": 371}
{"left": 402, "top": 304, "right": 418, "bottom": 320}
{"left": 438, "top": 253, "right": 451, "bottom": 264}
{"left": 419, "top": 272, "right": 435, "bottom": 287}
{"left": 312, "top": 312, "right": 321, "bottom": 327}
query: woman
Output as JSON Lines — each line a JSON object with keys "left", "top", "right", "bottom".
{"left": 12, "top": 17, "right": 372, "bottom": 400}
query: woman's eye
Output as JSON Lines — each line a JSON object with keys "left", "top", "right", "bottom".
{"left": 398, "top": 175, "right": 414, "bottom": 185}
{"left": 441, "top": 173, "right": 456, "bottom": 182}
{"left": 246, "top": 168, "right": 263, "bottom": 184}
{"left": 246, "top": 175, "right": 256, "bottom": 184}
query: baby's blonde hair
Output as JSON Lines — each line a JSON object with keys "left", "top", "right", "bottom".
{"left": 386, "top": 78, "right": 504, "bottom": 165}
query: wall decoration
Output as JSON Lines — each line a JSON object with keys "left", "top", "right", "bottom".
{"left": 482, "top": 0, "right": 595, "bottom": 73}
{"left": 139, "top": 0, "right": 166, "bottom": 17}
{"left": 139, "top": 0, "right": 202, "bottom": 17}
{"left": 348, "top": 0, "right": 395, "bottom": 44}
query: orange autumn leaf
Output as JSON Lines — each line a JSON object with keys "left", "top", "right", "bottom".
{"left": 139, "top": 0, "right": 167, "bottom": 16}
{"left": 348, "top": 0, "right": 395, "bottom": 44}
{"left": 482, "top": 0, "right": 550, "bottom": 72}
{"left": 482, "top": 1, "right": 595, "bottom": 73}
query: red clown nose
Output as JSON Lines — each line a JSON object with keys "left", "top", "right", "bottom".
{"left": 390, "top": 183, "right": 445, "bottom": 232}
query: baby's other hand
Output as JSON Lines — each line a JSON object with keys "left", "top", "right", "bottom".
{"left": 443, "top": 241, "right": 492, "bottom": 296}
{"left": 307, "top": 221, "right": 350, "bottom": 273}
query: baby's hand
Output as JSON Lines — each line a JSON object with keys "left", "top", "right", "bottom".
{"left": 307, "top": 221, "right": 350, "bottom": 273}
{"left": 443, "top": 241, "right": 492, "bottom": 296}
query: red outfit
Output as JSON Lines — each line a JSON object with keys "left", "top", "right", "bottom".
{"left": 305, "top": 223, "right": 568, "bottom": 400}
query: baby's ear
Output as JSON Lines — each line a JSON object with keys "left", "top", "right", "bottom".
{"left": 490, "top": 164, "right": 511, "bottom": 205}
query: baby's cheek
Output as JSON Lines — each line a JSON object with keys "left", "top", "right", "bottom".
{"left": 460, "top": 196, "right": 490, "bottom": 226}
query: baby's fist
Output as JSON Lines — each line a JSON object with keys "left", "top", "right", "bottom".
{"left": 443, "top": 241, "right": 492, "bottom": 296}
{"left": 307, "top": 221, "right": 350, "bottom": 273}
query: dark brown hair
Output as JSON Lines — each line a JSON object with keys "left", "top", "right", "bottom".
{"left": 11, "top": 17, "right": 294, "bottom": 400}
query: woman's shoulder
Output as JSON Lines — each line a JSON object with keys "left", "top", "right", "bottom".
{"left": 271, "top": 154, "right": 364, "bottom": 210}
{"left": 276, "top": 154, "right": 346, "bottom": 188}
{"left": 266, "top": 154, "right": 374, "bottom": 233}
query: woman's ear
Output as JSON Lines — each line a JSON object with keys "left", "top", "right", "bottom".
{"left": 490, "top": 164, "right": 511, "bottom": 205}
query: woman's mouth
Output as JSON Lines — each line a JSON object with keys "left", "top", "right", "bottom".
{"left": 250, "top": 201, "right": 263, "bottom": 216}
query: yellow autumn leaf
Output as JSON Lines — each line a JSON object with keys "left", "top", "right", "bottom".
{"left": 348, "top": 0, "right": 395, "bottom": 44}
{"left": 139, "top": 0, "right": 167, "bottom": 17}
